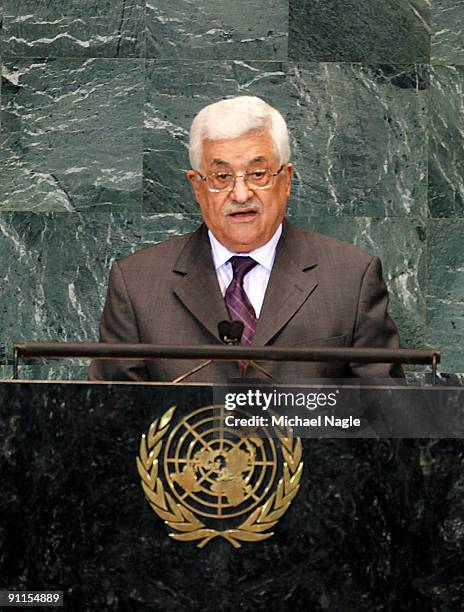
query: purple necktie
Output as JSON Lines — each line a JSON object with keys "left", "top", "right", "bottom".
{"left": 224, "top": 256, "right": 258, "bottom": 375}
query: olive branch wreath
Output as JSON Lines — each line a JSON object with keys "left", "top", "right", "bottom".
{"left": 136, "top": 405, "right": 303, "bottom": 548}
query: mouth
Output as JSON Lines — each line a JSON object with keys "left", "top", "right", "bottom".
{"left": 228, "top": 209, "right": 259, "bottom": 221}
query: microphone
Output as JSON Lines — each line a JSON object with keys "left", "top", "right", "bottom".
{"left": 230, "top": 321, "right": 244, "bottom": 342}
{"left": 217, "top": 321, "right": 277, "bottom": 382}
{"left": 218, "top": 320, "right": 243, "bottom": 345}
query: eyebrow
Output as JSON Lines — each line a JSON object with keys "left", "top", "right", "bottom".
{"left": 210, "top": 155, "right": 269, "bottom": 167}
{"left": 248, "top": 156, "right": 268, "bottom": 164}
{"left": 211, "top": 158, "right": 229, "bottom": 167}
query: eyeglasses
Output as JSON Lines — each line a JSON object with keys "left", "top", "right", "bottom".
{"left": 196, "top": 165, "right": 284, "bottom": 193}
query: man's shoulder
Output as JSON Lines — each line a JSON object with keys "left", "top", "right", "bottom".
{"left": 115, "top": 227, "right": 201, "bottom": 272}
{"left": 287, "top": 223, "right": 375, "bottom": 267}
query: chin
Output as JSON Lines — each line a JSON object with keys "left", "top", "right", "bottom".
{"left": 231, "top": 228, "right": 257, "bottom": 242}
{"left": 234, "top": 245, "right": 254, "bottom": 254}
{"left": 231, "top": 237, "right": 263, "bottom": 253}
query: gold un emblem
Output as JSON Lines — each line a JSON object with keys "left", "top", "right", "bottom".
{"left": 137, "top": 405, "right": 303, "bottom": 548}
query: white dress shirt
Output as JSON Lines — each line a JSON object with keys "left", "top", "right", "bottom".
{"left": 208, "top": 225, "right": 282, "bottom": 317}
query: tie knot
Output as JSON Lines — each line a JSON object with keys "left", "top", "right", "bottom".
{"left": 229, "top": 256, "right": 257, "bottom": 282}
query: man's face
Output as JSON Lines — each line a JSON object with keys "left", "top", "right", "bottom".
{"left": 187, "top": 131, "right": 292, "bottom": 253}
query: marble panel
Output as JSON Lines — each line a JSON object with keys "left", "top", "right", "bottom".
{"left": 1, "top": 58, "right": 142, "bottom": 212}
{"left": 402, "top": 371, "right": 464, "bottom": 385}
{"left": 288, "top": 0, "right": 430, "bottom": 62}
{"left": 1, "top": 0, "right": 144, "bottom": 58}
{"left": 1, "top": 364, "right": 91, "bottom": 381}
{"left": 0, "top": 366, "right": 11, "bottom": 379}
{"left": 434, "top": 373, "right": 464, "bottom": 385}
{"left": 404, "top": 370, "right": 426, "bottom": 384}
{"left": 428, "top": 65, "right": 464, "bottom": 217}
{"left": 145, "top": 0, "right": 288, "bottom": 60}
{"left": 291, "top": 216, "right": 427, "bottom": 355}
{"left": 286, "top": 63, "right": 428, "bottom": 219}
{"left": 427, "top": 220, "right": 464, "bottom": 373}
{"left": 144, "top": 61, "right": 428, "bottom": 218}
{"left": 0, "top": 212, "right": 143, "bottom": 360}
{"left": 140, "top": 213, "right": 203, "bottom": 246}
{"left": 431, "top": 0, "right": 464, "bottom": 64}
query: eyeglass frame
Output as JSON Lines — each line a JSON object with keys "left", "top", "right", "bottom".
{"left": 194, "top": 164, "right": 285, "bottom": 193}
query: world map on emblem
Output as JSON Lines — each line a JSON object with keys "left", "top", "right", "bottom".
{"left": 163, "top": 406, "right": 277, "bottom": 519}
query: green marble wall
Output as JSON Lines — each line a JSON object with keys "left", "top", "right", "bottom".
{"left": 0, "top": 1, "right": 463, "bottom": 378}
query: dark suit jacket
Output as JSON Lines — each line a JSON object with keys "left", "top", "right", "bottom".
{"left": 89, "top": 221, "right": 403, "bottom": 382}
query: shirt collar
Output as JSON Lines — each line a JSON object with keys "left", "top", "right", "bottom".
{"left": 208, "top": 224, "right": 283, "bottom": 271}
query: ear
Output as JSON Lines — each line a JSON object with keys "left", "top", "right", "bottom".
{"left": 284, "top": 163, "right": 293, "bottom": 198}
{"left": 187, "top": 169, "right": 202, "bottom": 201}
{"left": 187, "top": 169, "right": 197, "bottom": 184}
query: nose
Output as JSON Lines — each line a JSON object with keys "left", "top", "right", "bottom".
{"left": 231, "top": 175, "right": 253, "bottom": 203}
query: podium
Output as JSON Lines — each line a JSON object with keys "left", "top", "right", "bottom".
{"left": 1, "top": 380, "right": 463, "bottom": 611}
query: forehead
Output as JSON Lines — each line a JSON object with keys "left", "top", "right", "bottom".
{"left": 201, "top": 131, "right": 278, "bottom": 168}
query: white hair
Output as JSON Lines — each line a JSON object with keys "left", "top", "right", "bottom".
{"left": 189, "top": 96, "right": 290, "bottom": 170}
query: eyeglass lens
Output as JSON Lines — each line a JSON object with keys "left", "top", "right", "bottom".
{"left": 207, "top": 168, "right": 274, "bottom": 191}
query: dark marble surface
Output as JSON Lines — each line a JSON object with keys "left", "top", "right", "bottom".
{"left": 288, "top": 0, "right": 430, "bottom": 63}
{"left": 4, "top": 364, "right": 91, "bottom": 381}
{"left": 1, "top": 58, "right": 143, "bottom": 212}
{"left": 427, "top": 220, "right": 464, "bottom": 373}
{"left": 145, "top": 0, "right": 288, "bottom": 60}
{"left": 429, "top": 65, "right": 464, "bottom": 217}
{"left": 0, "top": 382, "right": 463, "bottom": 610}
{"left": 1, "top": 0, "right": 288, "bottom": 61}
{"left": 1, "top": 0, "right": 145, "bottom": 58}
{"left": 431, "top": 0, "right": 464, "bottom": 64}
{"left": 140, "top": 213, "right": 202, "bottom": 247}
{"left": 0, "top": 212, "right": 142, "bottom": 362}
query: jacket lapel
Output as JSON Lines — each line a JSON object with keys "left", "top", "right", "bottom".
{"left": 173, "top": 224, "right": 229, "bottom": 342}
{"left": 172, "top": 221, "right": 319, "bottom": 346}
{"left": 253, "top": 222, "right": 319, "bottom": 345}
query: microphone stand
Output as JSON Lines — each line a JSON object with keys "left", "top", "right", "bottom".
{"left": 171, "top": 359, "right": 214, "bottom": 384}
{"left": 171, "top": 321, "right": 277, "bottom": 384}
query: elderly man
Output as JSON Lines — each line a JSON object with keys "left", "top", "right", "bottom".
{"left": 89, "top": 96, "right": 402, "bottom": 382}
